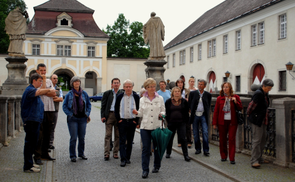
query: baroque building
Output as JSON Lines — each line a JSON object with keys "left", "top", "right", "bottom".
{"left": 164, "top": 0, "right": 295, "bottom": 95}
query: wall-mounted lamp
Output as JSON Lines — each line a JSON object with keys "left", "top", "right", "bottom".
{"left": 167, "top": 79, "right": 170, "bottom": 84}
{"left": 285, "top": 62, "right": 295, "bottom": 80}
{"left": 225, "top": 71, "right": 230, "bottom": 78}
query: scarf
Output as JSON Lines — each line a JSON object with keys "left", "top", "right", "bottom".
{"left": 72, "top": 87, "right": 84, "bottom": 115}
{"left": 223, "top": 94, "right": 231, "bottom": 113}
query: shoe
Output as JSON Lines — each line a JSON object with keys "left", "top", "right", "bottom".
{"left": 166, "top": 154, "right": 170, "bottom": 158}
{"left": 120, "top": 161, "right": 126, "bottom": 167}
{"left": 41, "top": 155, "right": 56, "bottom": 161}
{"left": 152, "top": 167, "right": 159, "bottom": 173}
{"left": 113, "top": 154, "right": 119, "bottom": 159}
{"left": 230, "top": 161, "right": 235, "bottom": 164}
{"left": 79, "top": 155, "right": 88, "bottom": 160}
{"left": 142, "top": 171, "right": 149, "bottom": 178}
{"left": 259, "top": 160, "right": 270, "bottom": 164}
{"left": 104, "top": 155, "right": 109, "bottom": 161}
{"left": 126, "top": 160, "right": 131, "bottom": 164}
{"left": 49, "top": 145, "right": 55, "bottom": 150}
{"left": 71, "top": 158, "right": 76, "bottom": 162}
{"left": 33, "top": 164, "right": 40, "bottom": 168}
{"left": 24, "top": 167, "right": 40, "bottom": 173}
{"left": 195, "top": 150, "right": 201, "bottom": 154}
{"left": 48, "top": 149, "right": 51, "bottom": 153}
{"left": 204, "top": 152, "right": 210, "bottom": 156}
{"left": 187, "top": 144, "right": 192, "bottom": 148}
{"left": 221, "top": 159, "right": 227, "bottom": 162}
{"left": 34, "top": 159, "right": 43, "bottom": 165}
{"left": 184, "top": 156, "right": 191, "bottom": 162}
{"left": 251, "top": 163, "right": 261, "bottom": 168}
{"left": 178, "top": 144, "right": 181, "bottom": 147}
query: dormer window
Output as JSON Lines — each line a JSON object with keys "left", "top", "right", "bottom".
{"left": 57, "top": 12, "right": 73, "bottom": 27}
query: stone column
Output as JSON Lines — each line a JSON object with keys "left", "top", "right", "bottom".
{"left": 144, "top": 60, "right": 166, "bottom": 91}
{"left": 15, "top": 96, "right": 22, "bottom": 131}
{"left": 0, "top": 96, "right": 8, "bottom": 146}
{"left": 97, "top": 77, "right": 102, "bottom": 93}
{"left": 80, "top": 77, "right": 86, "bottom": 90}
{"left": 272, "top": 97, "right": 295, "bottom": 167}
{"left": 7, "top": 97, "right": 16, "bottom": 138}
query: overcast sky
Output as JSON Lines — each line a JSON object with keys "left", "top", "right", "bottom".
{"left": 24, "top": 0, "right": 224, "bottom": 46}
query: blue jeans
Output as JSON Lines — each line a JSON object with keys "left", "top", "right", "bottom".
{"left": 192, "top": 115, "right": 209, "bottom": 152}
{"left": 23, "top": 121, "right": 40, "bottom": 170}
{"left": 140, "top": 129, "right": 161, "bottom": 172}
{"left": 67, "top": 116, "right": 87, "bottom": 159}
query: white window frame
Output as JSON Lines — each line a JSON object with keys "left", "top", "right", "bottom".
{"left": 279, "top": 14, "right": 287, "bottom": 39}
{"left": 212, "top": 39, "right": 216, "bottom": 57}
{"left": 251, "top": 25, "right": 257, "bottom": 46}
{"left": 167, "top": 56, "right": 169, "bottom": 69}
{"left": 32, "top": 44, "right": 40, "bottom": 55}
{"left": 190, "top": 47, "right": 194, "bottom": 63}
{"left": 198, "top": 44, "right": 202, "bottom": 60}
{"left": 223, "top": 35, "right": 228, "bottom": 54}
{"left": 65, "top": 45, "right": 71, "bottom": 56}
{"left": 236, "top": 30, "right": 241, "bottom": 50}
{"left": 258, "top": 22, "right": 265, "bottom": 44}
{"left": 87, "top": 46, "right": 95, "bottom": 57}
{"left": 173, "top": 54, "right": 175, "bottom": 67}
{"left": 57, "top": 45, "right": 63, "bottom": 56}
{"left": 208, "top": 40, "right": 212, "bottom": 58}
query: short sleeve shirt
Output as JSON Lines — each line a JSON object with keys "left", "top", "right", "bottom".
{"left": 39, "top": 79, "right": 55, "bottom": 111}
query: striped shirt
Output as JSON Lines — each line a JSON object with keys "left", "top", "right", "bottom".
{"left": 119, "top": 92, "right": 136, "bottom": 119}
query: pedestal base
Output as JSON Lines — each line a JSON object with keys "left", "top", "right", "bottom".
{"left": 144, "top": 60, "right": 166, "bottom": 90}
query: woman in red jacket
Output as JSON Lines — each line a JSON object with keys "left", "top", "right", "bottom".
{"left": 212, "top": 82, "right": 242, "bottom": 164}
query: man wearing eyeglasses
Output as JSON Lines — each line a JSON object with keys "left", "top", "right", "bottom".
{"left": 49, "top": 74, "right": 63, "bottom": 150}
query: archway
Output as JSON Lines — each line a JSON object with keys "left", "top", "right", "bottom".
{"left": 252, "top": 64, "right": 265, "bottom": 85}
{"left": 54, "top": 69, "right": 74, "bottom": 91}
{"left": 85, "top": 71, "right": 97, "bottom": 95}
{"left": 208, "top": 71, "right": 216, "bottom": 93}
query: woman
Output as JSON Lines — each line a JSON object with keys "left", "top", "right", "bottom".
{"left": 63, "top": 76, "right": 91, "bottom": 162}
{"left": 188, "top": 77, "right": 197, "bottom": 91}
{"left": 132, "top": 78, "right": 165, "bottom": 179}
{"left": 212, "top": 82, "right": 242, "bottom": 164}
{"left": 175, "top": 78, "right": 191, "bottom": 147}
{"left": 165, "top": 87, "right": 190, "bottom": 162}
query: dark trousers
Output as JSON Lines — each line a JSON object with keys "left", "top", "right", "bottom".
{"left": 118, "top": 119, "right": 136, "bottom": 162}
{"left": 23, "top": 121, "right": 40, "bottom": 170}
{"left": 49, "top": 111, "right": 58, "bottom": 146}
{"left": 178, "top": 118, "right": 192, "bottom": 144}
{"left": 140, "top": 129, "right": 161, "bottom": 173}
{"left": 34, "top": 111, "right": 54, "bottom": 159}
{"left": 218, "top": 120, "right": 237, "bottom": 161}
{"left": 167, "top": 122, "right": 188, "bottom": 156}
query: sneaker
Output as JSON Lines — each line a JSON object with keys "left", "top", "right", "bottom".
{"left": 33, "top": 164, "right": 40, "bottom": 168}
{"left": 24, "top": 167, "right": 41, "bottom": 173}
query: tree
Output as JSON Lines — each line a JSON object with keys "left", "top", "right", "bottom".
{"left": 103, "top": 13, "right": 149, "bottom": 58}
{"left": 0, "top": 0, "right": 27, "bottom": 54}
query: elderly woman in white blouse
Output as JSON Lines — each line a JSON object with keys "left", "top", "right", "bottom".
{"left": 133, "top": 78, "right": 165, "bottom": 179}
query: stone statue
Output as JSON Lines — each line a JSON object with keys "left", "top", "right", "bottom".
{"left": 143, "top": 12, "right": 166, "bottom": 61}
{"left": 5, "top": 7, "right": 28, "bottom": 57}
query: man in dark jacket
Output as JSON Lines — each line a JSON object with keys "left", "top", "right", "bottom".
{"left": 247, "top": 79, "right": 274, "bottom": 169}
{"left": 101, "top": 78, "right": 124, "bottom": 161}
{"left": 188, "top": 79, "right": 212, "bottom": 156}
{"left": 114, "top": 79, "right": 140, "bottom": 167}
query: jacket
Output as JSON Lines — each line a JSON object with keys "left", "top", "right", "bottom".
{"left": 212, "top": 95, "right": 243, "bottom": 126}
{"left": 101, "top": 89, "right": 124, "bottom": 119}
{"left": 62, "top": 90, "right": 91, "bottom": 117}
{"left": 137, "top": 94, "right": 165, "bottom": 130}
{"left": 188, "top": 90, "right": 212, "bottom": 124}
{"left": 165, "top": 98, "right": 189, "bottom": 124}
{"left": 114, "top": 91, "right": 140, "bottom": 124}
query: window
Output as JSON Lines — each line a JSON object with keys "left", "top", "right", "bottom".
{"left": 173, "top": 54, "right": 175, "bottom": 67}
{"left": 236, "top": 30, "right": 241, "bottom": 50}
{"left": 223, "top": 35, "right": 228, "bottom": 54}
{"left": 167, "top": 56, "right": 169, "bottom": 69}
{"left": 235, "top": 76, "right": 241, "bottom": 92}
{"left": 88, "top": 46, "right": 95, "bottom": 57}
{"left": 198, "top": 44, "right": 202, "bottom": 60}
{"left": 251, "top": 25, "right": 257, "bottom": 46}
{"left": 190, "top": 47, "right": 194, "bottom": 62}
{"left": 258, "top": 22, "right": 265, "bottom": 44}
{"left": 279, "top": 14, "right": 287, "bottom": 39}
{"left": 279, "top": 71, "right": 286, "bottom": 91}
{"left": 208, "top": 39, "right": 216, "bottom": 57}
{"left": 212, "top": 39, "right": 216, "bottom": 57}
{"left": 57, "top": 45, "right": 63, "bottom": 56}
{"left": 32, "top": 44, "right": 40, "bottom": 55}
{"left": 208, "top": 40, "right": 212, "bottom": 57}
{"left": 179, "top": 50, "right": 186, "bottom": 65}
{"left": 65, "top": 45, "right": 71, "bottom": 56}
{"left": 223, "top": 77, "right": 228, "bottom": 83}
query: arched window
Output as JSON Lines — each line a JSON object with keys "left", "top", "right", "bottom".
{"left": 208, "top": 71, "right": 216, "bottom": 93}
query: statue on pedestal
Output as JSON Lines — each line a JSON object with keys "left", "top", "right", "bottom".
{"left": 5, "top": 7, "right": 28, "bottom": 57}
{"left": 143, "top": 12, "right": 166, "bottom": 61}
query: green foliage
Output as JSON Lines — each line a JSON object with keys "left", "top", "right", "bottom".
{"left": 103, "top": 14, "right": 149, "bottom": 58}
{"left": 0, "top": 0, "right": 27, "bottom": 54}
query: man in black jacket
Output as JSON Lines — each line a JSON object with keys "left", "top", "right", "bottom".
{"left": 188, "top": 79, "right": 212, "bottom": 156}
{"left": 101, "top": 78, "right": 123, "bottom": 161}
{"left": 247, "top": 79, "right": 274, "bottom": 169}
{"left": 114, "top": 79, "right": 140, "bottom": 167}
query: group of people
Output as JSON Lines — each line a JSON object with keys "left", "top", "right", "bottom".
{"left": 21, "top": 68, "right": 274, "bottom": 177}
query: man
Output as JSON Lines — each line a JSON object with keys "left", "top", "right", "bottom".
{"left": 188, "top": 79, "right": 212, "bottom": 156}
{"left": 247, "top": 79, "right": 274, "bottom": 169}
{"left": 49, "top": 74, "right": 63, "bottom": 150}
{"left": 34, "top": 63, "right": 56, "bottom": 165}
{"left": 114, "top": 79, "right": 140, "bottom": 167}
{"left": 157, "top": 80, "right": 171, "bottom": 103}
{"left": 21, "top": 73, "right": 55, "bottom": 172}
{"left": 101, "top": 78, "right": 124, "bottom": 160}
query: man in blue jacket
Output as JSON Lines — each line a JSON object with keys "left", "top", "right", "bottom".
{"left": 21, "top": 73, "right": 55, "bottom": 173}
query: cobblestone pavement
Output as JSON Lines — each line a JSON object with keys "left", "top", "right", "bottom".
{"left": 0, "top": 101, "right": 294, "bottom": 182}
